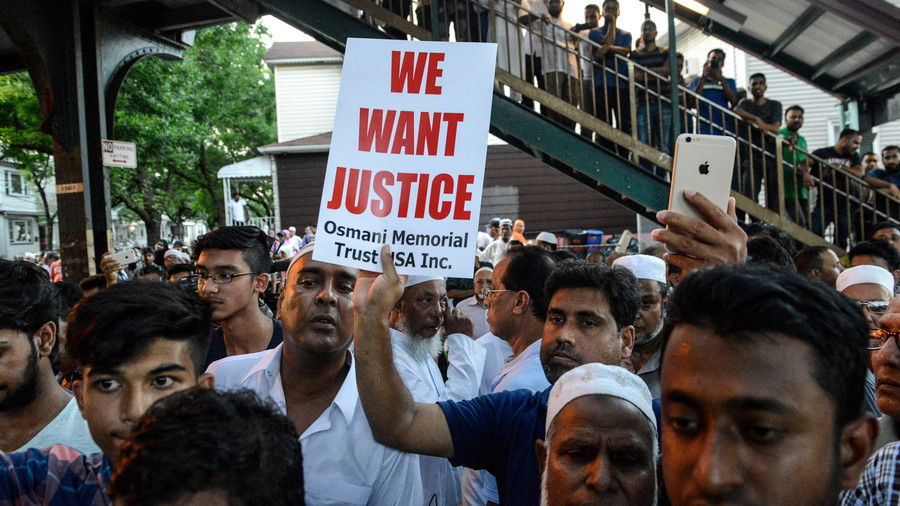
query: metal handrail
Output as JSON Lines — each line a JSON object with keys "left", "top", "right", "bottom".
{"left": 343, "top": 0, "right": 900, "bottom": 250}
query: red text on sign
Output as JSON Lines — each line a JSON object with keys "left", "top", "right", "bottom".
{"left": 326, "top": 166, "right": 474, "bottom": 220}
{"left": 359, "top": 109, "right": 464, "bottom": 156}
{"left": 391, "top": 51, "right": 445, "bottom": 95}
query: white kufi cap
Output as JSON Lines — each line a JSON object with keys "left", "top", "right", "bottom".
{"left": 404, "top": 275, "right": 444, "bottom": 288}
{"left": 287, "top": 241, "right": 316, "bottom": 273}
{"left": 536, "top": 231, "right": 557, "bottom": 244}
{"left": 613, "top": 254, "right": 666, "bottom": 284}
{"left": 836, "top": 265, "right": 895, "bottom": 295}
{"left": 547, "top": 363, "right": 656, "bottom": 431}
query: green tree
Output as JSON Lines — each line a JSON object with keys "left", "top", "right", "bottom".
{"left": 112, "top": 22, "right": 276, "bottom": 242}
{"left": 0, "top": 72, "right": 58, "bottom": 250}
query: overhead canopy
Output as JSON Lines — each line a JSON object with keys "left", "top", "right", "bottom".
{"left": 0, "top": 0, "right": 263, "bottom": 76}
{"left": 217, "top": 155, "right": 271, "bottom": 180}
{"left": 3, "top": 0, "right": 900, "bottom": 123}
{"left": 648, "top": 0, "right": 900, "bottom": 114}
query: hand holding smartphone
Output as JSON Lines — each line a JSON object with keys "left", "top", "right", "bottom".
{"left": 665, "top": 134, "right": 736, "bottom": 255}
{"left": 107, "top": 249, "right": 137, "bottom": 266}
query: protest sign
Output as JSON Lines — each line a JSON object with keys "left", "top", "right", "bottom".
{"left": 313, "top": 38, "right": 497, "bottom": 277}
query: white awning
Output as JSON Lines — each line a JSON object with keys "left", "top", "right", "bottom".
{"left": 217, "top": 156, "right": 271, "bottom": 180}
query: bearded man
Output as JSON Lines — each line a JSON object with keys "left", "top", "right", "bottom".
{"left": 612, "top": 255, "right": 668, "bottom": 397}
{"left": 389, "top": 275, "right": 486, "bottom": 505}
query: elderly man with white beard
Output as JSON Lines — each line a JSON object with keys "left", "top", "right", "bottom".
{"left": 536, "top": 362, "right": 658, "bottom": 506}
{"left": 612, "top": 255, "right": 668, "bottom": 397}
{"left": 389, "top": 275, "right": 487, "bottom": 505}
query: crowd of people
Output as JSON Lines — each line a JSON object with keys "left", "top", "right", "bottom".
{"left": 394, "top": 0, "right": 900, "bottom": 250}
{"left": 5, "top": 189, "right": 900, "bottom": 505}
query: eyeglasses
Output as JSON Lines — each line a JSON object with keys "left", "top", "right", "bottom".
{"left": 193, "top": 272, "right": 258, "bottom": 285}
{"left": 870, "top": 329, "right": 900, "bottom": 350}
{"left": 857, "top": 300, "right": 890, "bottom": 315}
{"left": 482, "top": 288, "right": 514, "bottom": 300}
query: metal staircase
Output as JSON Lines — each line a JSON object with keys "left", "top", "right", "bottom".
{"left": 260, "top": 0, "right": 900, "bottom": 255}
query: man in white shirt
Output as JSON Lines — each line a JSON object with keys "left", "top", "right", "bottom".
{"left": 208, "top": 244, "right": 423, "bottom": 505}
{"left": 612, "top": 254, "right": 668, "bottom": 397}
{"left": 228, "top": 194, "right": 248, "bottom": 226}
{"left": 0, "top": 260, "right": 99, "bottom": 455}
{"left": 389, "top": 275, "right": 486, "bottom": 505}
{"left": 287, "top": 226, "right": 303, "bottom": 253}
{"left": 462, "top": 247, "right": 556, "bottom": 505}
{"left": 480, "top": 218, "right": 513, "bottom": 266}
{"left": 457, "top": 266, "right": 494, "bottom": 339}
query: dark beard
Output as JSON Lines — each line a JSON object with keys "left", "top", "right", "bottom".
{"left": 0, "top": 338, "right": 40, "bottom": 412}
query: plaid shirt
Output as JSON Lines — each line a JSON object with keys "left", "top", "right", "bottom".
{"left": 0, "top": 445, "right": 111, "bottom": 506}
{"left": 841, "top": 441, "right": 900, "bottom": 505}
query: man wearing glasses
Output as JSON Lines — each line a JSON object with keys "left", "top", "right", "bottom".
{"left": 462, "top": 247, "right": 555, "bottom": 505}
{"left": 192, "top": 226, "right": 281, "bottom": 369}
{"left": 843, "top": 275, "right": 900, "bottom": 504}
{"left": 837, "top": 265, "right": 894, "bottom": 417}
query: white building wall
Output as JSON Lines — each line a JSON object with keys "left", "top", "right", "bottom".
{"left": 873, "top": 119, "right": 900, "bottom": 156}
{"left": 274, "top": 63, "right": 343, "bottom": 142}
{"left": 0, "top": 163, "right": 44, "bottom": 258}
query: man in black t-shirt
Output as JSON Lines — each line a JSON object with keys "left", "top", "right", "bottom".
{"left": 630, "top": 19, "right": 671, "bottom": 178}
{"left": 811, "top": 128, "right": 863, "bottom": 249}
{"left": 734, "top": 73, "right": 782, "bottom": 212}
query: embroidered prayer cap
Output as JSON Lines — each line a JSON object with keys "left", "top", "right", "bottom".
{"left": 499, "top": 219, "right": 513, "bottom": 227}
{"left": 475, "top": 266, "right": 493, "bottom": 276}
{"left": 612, "top": 254, "right": 666, "bottom": 284}
{"left": 404, "top": 275, "right": 445, "bottom": 289}
{"left": 546, "top": 363, "right": 656, "bottom": 432}
{"left": 286, "top": 241, "right": 316, "bottom": 274}
{"left": 836, "top": 265, "right": 894, "bottom": 295}
{"left": 536, "top": 232, "right": 557, "bottom": 244}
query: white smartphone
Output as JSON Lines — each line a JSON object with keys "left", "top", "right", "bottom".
{"left": 666, "top": 134, "right": 736, "bottom": 255}
{"left": 667, "top": 133, "right": 736, "bottom": 220}
{"left": 108, "top": 249, "right": 137, "bottom": 266}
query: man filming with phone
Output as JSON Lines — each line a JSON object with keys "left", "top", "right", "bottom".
{"left": 690, "top": 49, "right": 738, "bottom": 136}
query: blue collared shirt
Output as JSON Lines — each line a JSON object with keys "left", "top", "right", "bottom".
{"left": 440, "top": 386, "right": 551, "bottom": 506}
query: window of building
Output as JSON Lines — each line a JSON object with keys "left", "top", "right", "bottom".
{"left": 5, "top": 172, "right": 25, "bottom": 196}
{"left": 9, "top": 219, "right": 34, "bottom": 244}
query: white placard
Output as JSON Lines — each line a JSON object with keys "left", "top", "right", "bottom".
{"left": 313, "top": 38, "right": 497, "bottom": 277}
{"left": 101, "top": 139, "right": 137, "bottom": 168}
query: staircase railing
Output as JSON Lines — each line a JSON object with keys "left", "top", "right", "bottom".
{"left": 322, "top": 0, "right": 900, "bottom": 254}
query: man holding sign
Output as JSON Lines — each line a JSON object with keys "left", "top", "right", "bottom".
{"left": 314, "top": 38, "right": 497, "bottom": 279}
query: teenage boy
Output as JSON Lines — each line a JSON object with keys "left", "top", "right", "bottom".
{"left": 0, "top": 281, "right": 214, "bottom": 503}
{"left": 192, "top": 226, "right": 281, "bottom": 368}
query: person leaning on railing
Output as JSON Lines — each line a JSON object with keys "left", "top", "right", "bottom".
{"left": 779, "top": 105, "right": 815, "bottom": 226}
{"left": 588, "top": 0, "right": 632, "bottom": 156}
{"left": 733, "top": 73, "right": 782, "bottom": 214}
{"left": 863, "top": 145, "right": 900, "bottom": 224}
{"left": 810, "top": 128, "right": 864, "bottom": 250}
{"left": 629, "top": 19, "right": 671, "bottom": 178}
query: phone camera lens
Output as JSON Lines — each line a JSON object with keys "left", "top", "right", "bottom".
{"left": 685, "top": 137, "right": 692, "bottom": 143}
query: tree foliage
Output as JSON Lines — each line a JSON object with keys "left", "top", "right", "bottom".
{"left": 112, "top": 22, "right": 276, "bottom": 242}
{"left": 0, "top": 22, "right": 275, "bottom": 249}
{"left": 0, "top": 72, "right": 57, "bottom": 249}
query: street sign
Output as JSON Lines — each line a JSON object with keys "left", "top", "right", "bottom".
{"left": 101, "top": 139, "right": 137, "bottom": 168}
